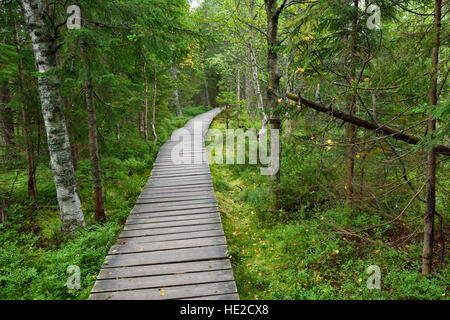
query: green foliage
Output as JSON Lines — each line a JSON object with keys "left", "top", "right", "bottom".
{"left": 0, "top": 105, "right": 207, "bottom": 299}
{"left": 210, "top": 111, "right": 448, "bottom": 300}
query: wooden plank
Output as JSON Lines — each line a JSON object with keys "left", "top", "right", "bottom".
{"left": 89, "top": 281, "right": 238, "bottom": 300}
{"left": 109, "top": 236, "right": 227, "bottom": 254}
{"left": 122, "top": 217, "right": 222, "bottom": 231}
{"left": 180, "top": 293, "right": 240, "bottom": 300}
{"left": 126, "top": 212, "right": 220, "bottom": 225}
{"left": 117, "top": 229, "right": 225, "bottom": 244}
{"left": 102, "top": 245, "right": 229, "bottom": 268}
{"left": 138, "top": 190, "right": 213, "bottom": 198}
{"left": 97, "top": 259, "right": 232, "bottom": 280}
{"left": 131, "top": 203, "right": 218, "bottom": 214}
{"left": 135, "top": 199, "right": 217, "bottom": 207}
{"left": 137, "top": 194, "right": 215, "bottom": 203}
{"left": 91, "top": 269, "right": 235, "bottom": 293}
{"left": 129, "top": 207, "right": 219, "bottom": 219}
{"left": 118, "top": 223, "right": 223, "bottom": 238}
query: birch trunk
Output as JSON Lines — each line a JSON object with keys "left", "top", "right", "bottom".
{"left": 422, "top": 0, "right": 441, "bottom": 277}
{"left": 244, "top": 69, "right": 252, "bottom": 119}
{"left": 85, "top": 80, "right": 105, "bottom": 222}
{"left": 236, "top": 69, "right": 241, "bottom": 127}
{"left": 143, "top": 62, "right": 149, "bottom": 142}
{"left": 249, "top": 0, "right": 268, "bottom": 136}
{"left": 151, "top": 68, "right": 158, "bottom": 144}
{"left": 171, "top": 67, "right": 183, "bottom": 116}
{"left": 21, "top": 0, "right": 84, "bottom": 232}
{"left": 204, "top": 77, "right": 211, "bottom": 107}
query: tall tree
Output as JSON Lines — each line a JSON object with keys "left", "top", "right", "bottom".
{"left": 264, "top": 0, "right": 286, "bottom": 209}
{"left": 422, "top": 0, "right": 442, "bottom": 277}
{"left": 21, "top": 0, "right": 85, "bottom": 232}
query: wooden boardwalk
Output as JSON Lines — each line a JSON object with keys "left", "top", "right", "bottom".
{"left": 89, "top": 108, "right": 239, "bottom": 300}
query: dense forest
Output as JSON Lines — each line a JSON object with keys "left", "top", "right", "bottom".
{"left": 0, "top": 0, "right": 448, "bottom": 300}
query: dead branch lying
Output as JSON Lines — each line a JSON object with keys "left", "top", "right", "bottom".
{"left": 286, "top": 93, "right": 450, "bottom": 156}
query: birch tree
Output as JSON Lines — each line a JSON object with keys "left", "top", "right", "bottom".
{"left": 21, "top": 0, "right": 85, "bottom": 232}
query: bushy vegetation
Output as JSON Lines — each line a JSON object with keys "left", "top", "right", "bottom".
{"left": 0, "top": 106, "right": 210, "bottom": 300}
{"left": 210, "top": 111, "right": 449, "bottom": 300}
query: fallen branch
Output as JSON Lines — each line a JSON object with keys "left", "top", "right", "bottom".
{"left": 286, "top": 93, "right": 450, "bottom": 156}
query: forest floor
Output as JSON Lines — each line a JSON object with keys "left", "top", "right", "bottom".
{"left": 0, "top": 106, "right": 211, "bottom": 300}
{"left": 209, "top": 111, "right": 449, "bottom": 300}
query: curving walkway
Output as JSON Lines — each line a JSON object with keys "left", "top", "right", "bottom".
{"left": 89, "top": 108, "right": 239, "bottom": 300}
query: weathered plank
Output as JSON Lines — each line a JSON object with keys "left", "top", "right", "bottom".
{"left": 126, "top": 212, "right": 220, "bottom": 225}
{"left": 91, "top": 269, "right": 235, "bottom": 293}
{"left": 117, "top": 229, "right": 225, "bottom": 244}
{"left": 118, "top": 223, "right": 223, "bottom": 239}
{"left": 109, "top": 236, "right": 227, "bottom": 254}
{"left": 89, "top": 281, "right": 238, "bottom": 300}
{"left": 97, "top": 259, "right": 232, "bottom": 280}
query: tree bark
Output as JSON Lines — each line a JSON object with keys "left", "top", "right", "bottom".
{"left": 151, "top": 68, "right": 158, "bottom": 144}
{"left": 249, "top": 0, "right": 268, "bottom": 136}
{"left": 14, "top": 17, "right": 37, "bottom": 198}
{"left": 21, "top": 0, "right": 85, "bottom": 232}
{"left": 236, "top": 68, "right": 241, "bottom": 127}
{"left": 85, "top": 80, "right": 105, "bottom": 222}
{"left": 422, "top": 0, "right": 441, "bottom": 277}
{"left": 171, "top": 67, "right": 183, "bottom": 116}
{"left": 264, "top": 0, "right": 283, "bottom": 209}
{"left": 0, "top": 82, "right": 15, "bottom": 154}
{"left": 143, "top": 62, "right": 149, "bottom": 142}
{"left": 204, "top": 77, "right": 211, "bottom": 107}
{"left": 22, "top": 107, "right": 37, "bottom": 198}
{"left": 345, "top": 0, "right": 359, "bottom": 207}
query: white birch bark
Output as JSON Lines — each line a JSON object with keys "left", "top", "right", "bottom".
{"left": 21, "top": 0, "right": 85, "bottom": 232}
{"left": 171, "top": 67, "right": 183, "bottom": 116}
{"left": 249, "top": 0, "right": 268, "bottom": 137}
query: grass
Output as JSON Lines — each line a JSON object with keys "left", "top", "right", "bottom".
{"left": 0, "top": 105, "right": 211, "bottom": 300}
{"left": 209, "top": 110, "right": 449, "bottom": 300}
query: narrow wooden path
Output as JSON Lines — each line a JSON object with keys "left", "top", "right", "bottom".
{"left": 89, "top": 108, "right": 239, "bottom": 300}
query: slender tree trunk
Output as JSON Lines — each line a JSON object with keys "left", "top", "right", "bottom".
{"left": 249, "top": 0, "right": 268, "bottom": 136}
{"left": 13, "top": 17, "right": 37, "bottom": 197}
{"left": 21, "top": 0, "right": 84, "bottom": 232}
{"left": 151, "top": 68, "right": 158, "bottom": 144}
{"left": 204, "top": 77, "right": 211, "bottom": 107}
{"left": 85, "top": 80, "right": 105, "bottom": 222}
{"left": 345, "top": 0, "right": 359, "bottom": 207}
{"left": 236, "top": 68, "right": 241, "bottom": 127}
{"left": 144, "top": 62, "right": 148, "bottom": 142}
{"left": 1, "top": 193, "right": 6, "bottom": 224}
{"left": 244, "top": 69, "right": 252, "bottom": 119}
{"left": 138, "top": 112, "right": 142, "bottom": 138}
{"left": 265, "top": 0, "right": 282, "bottom": 209}
{"left": 0, "top": 82, "right": 15, "bottom": 154}
{"left": 143, "top": 62, "right": 149, "bottom": 142}
{"left": 116, "top": 123, "right": 121, "bottom": 141}
{"left": 171, "top": 67, "right": 183, "bottom": 116}
{"left": 71, "top": 142, "right": 79, "bottom": 171}
{"left": 422, "top": 0, "right": 441, "bottom": 277}
{"left": 22, "top": 107, "right": 37, "bottom": 198}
